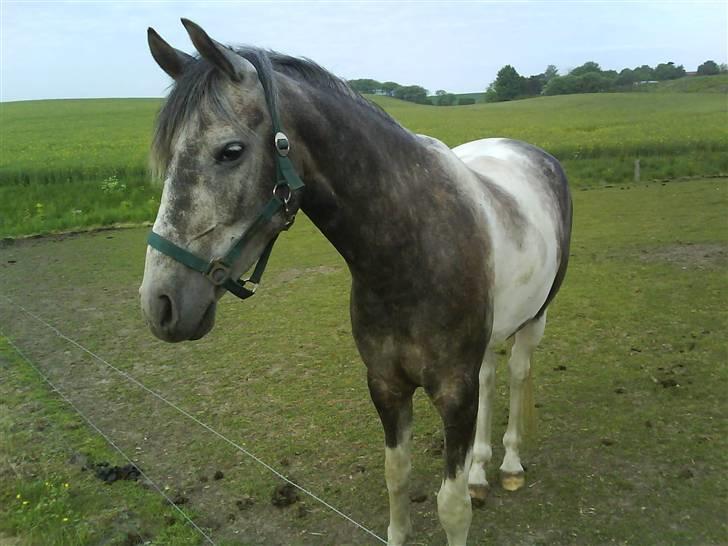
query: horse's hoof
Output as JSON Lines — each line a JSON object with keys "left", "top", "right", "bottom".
{"left": 500, "top": 471, "right": 525, "bottom": 491}
{"left": 468, "top": 484, "right": 488, "bottom": 507}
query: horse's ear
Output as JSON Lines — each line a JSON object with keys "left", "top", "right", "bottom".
{"left": 180, "top": 18, "right": 254, "bottom": 82}
{"left": 147, "top": 27, "right": 193, "bottom": 80}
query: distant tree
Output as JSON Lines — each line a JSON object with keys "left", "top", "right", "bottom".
{"left": 348, "top": 78, "right": 382, "bottom": 94}
{"left": 697, "top": 60, "right": 720, "bottom": 76}
{"left": 435, "top": 89, "right": 447, "bottom": 96}
{"left": 570, "top": 61, "right": 602, "bottom": 76}
{"left": 380, "top": 81, "right": 401, "bottom": 97}
{"left": 633, "top": 65, "right": 654, "bottom": 82}
{"left": 720, "top": 63, "right": 728, "bottom": 74}
{"left": 654, "top": 62, "right": 686, "bottom": 80}
{"left": 543, "top": 74, "right": 579, "bottom": 95}
{"left": 616, "top": 68, "right": 638, "bottom": 86}
{"left": 493, "top": 65, "right": 525, "bottom": 101}
{"left": 394, "top": 85, "right": 429, "bottom": 104}
{"left": 544, "top": 64, "right": 559, "bottom": 82}
{"left": 523, "top": 74, "right": 546, "bottom": 96}
{"left": 483, "top": 82, "right": 497, "bottom": 103}
{"left": 543, "top": 72, "right": 613, "bottom": 95}
{"left": 579, "top": 72, "right": 613, "bottom": 92}
{"left": 457, "top": 97, "right": 476, "bottom": 105}
{"left": 437, "top": 93, "right": 457, "bottom": 106}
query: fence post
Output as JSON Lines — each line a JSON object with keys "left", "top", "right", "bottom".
{"left": 634, "top": 159, "right": 641, "bottom": 183}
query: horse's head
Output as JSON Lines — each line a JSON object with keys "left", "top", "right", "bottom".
{"left": 140, "top": 20, "right": 297, "bottom": 342}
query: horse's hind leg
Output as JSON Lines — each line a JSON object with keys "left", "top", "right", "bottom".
{"left": 467, "top": 348, "right": 496, "bottom": 501}
{"left": 500, "top": 312, "right": 546, "bottom": 491}
{"left": 368, "top": 373, "right": 415, "bottom": 546}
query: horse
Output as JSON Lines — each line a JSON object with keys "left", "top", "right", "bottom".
{"left": 139, "top": 19, "right": 572, "bottom": 546}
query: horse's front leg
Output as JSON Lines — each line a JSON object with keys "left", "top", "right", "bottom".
{"left": 430, "top": 377, "right": 479, "bottom": 546}
{"left": 368, "top": 372, "right": 415, "bottom": 546}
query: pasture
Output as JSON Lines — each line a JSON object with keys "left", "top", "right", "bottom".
{"left": 1, "top": 91, "right": 726, "bottom": 237}
{"left": 1, "top": 175, "right": 726, "bottom": 544}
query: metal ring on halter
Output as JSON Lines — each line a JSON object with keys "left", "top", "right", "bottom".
{"left": 273, "top": 183, "right": 292, "bottom": 215}
{"left": 206, "top": 259, "right": 231, "bottom": 286}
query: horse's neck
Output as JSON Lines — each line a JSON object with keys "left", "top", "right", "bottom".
{"left": 281, "top": 78, "right": 438, "bottom": 273}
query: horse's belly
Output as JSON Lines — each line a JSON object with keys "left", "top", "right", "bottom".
{"left": 452, "top": 138, "right": 562, "bottom": 342}
{"left": 489, "top": 231, "right": 558, "bottom": 342}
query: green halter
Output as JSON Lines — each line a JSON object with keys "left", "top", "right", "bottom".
{"left": 146, "top": 86, "right": 304, "bottom": 300}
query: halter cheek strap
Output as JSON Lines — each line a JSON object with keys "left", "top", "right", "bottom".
{"left": 146, "top": 104, "right": 305, "bottom": 300}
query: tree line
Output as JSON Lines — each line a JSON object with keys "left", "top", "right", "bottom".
{"left": 348, "top": 59, "right": 726, "bottom": 106}
{"left": 485, "top": 59, "right": 727, "bottom": 102}
{"left": 347, "top": 79, "right": 430, "bottom": 104}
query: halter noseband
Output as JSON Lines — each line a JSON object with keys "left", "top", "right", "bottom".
{"left": 146, "top": 83, "right": 305, "bottom": 300}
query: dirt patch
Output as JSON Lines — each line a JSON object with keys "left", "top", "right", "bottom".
{"left": 636, "top": 243, "right": 728, "bottom": 269}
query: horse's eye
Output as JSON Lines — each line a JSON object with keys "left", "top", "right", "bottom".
{"left": 217, "top": 142, "right": 245, "bottom": 162}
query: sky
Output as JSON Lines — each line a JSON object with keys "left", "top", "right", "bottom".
{"left": 1, "top": 0, "right": 726, "bottom": 102}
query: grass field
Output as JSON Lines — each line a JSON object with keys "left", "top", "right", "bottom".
{"left": 1, "top": 178, "right": 726, "bottom": 545}
{"left": 1, "top": 91, "right": 726, "bottom": 237}
{"left": 636, "top": 73, "right": 728, "bottom": 93}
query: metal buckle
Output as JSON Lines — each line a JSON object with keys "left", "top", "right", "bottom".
{"left": 206, "top": 259, "right": 231, "bottom": 286}
{"left": 274, "top": 132, "right": 290, "bottom": 156}
{"left": 241, "top": 279, "right": 258, "bottom": 294}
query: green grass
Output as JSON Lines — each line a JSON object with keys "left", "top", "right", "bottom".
{"left": 0, "top": 337, "right": 206, "bottom": 545}
{"left": 426, "top": 91, "right": 486, "bottom": 104}
{"left": 1, "top": 92, "right": 726, "bottom": 237}
{"left": 0, "top": 178, "right": 725, "bottom": 544}
{"left": 635, "top": 73, "right": 728, "bottom": 93}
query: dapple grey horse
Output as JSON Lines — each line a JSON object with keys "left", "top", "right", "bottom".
{"left": 139, "top": 19, "right": 572, "bottom": 546}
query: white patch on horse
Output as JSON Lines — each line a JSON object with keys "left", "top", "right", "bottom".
{"left": 437, "top": 451, "right": 473, "bottom": 546}
{"left": 384, "top": 428, "right": 412, "bottom": 546}
{"left": 452, "top": 138, "right": 561, "bottom": 343}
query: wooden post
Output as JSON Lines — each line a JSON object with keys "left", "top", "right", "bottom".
{"left": 634, "top": 159, "right": 641, "bottom": 183}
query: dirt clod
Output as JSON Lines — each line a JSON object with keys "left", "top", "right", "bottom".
{"left": 69, "top": 451, "right": 89, "bottom": 467}
{"left": 677, "top": 468, "right": 694, "bottom": 480}
{"left": 600, "top": 438, "right": 615, "bottom": 446}
{"left": 409, "top": 491, "right": 428, "bottom": 503}
{"left": 614, "top": 387, "right": 626, "bottom": 394}
{"left": 553, "top": 365, "right": 567, "bottom": 371}
{"left": 272, "top": 483, "right": 299, "bottom": 507}
{"left": 213, "top": 470, "right": 224, "bottom": 480}
{"left": 172, "top": 493, "right": 189, "bottom": 506}
{"left": 92, "top": 462, "right": 141, "bottom": 484}
{"left": 659, "top": 378, "right": 678, "bottom": 388}
{"left": 236, "top": 496, "right": 255, "bottom": 511}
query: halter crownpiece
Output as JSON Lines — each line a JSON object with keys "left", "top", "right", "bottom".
{"left": 146, "top": 61, "right": 305, "bottom": 300}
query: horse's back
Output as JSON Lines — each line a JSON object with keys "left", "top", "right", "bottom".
{"left": 452, "top": 138, "right": 572, "bottom": 342}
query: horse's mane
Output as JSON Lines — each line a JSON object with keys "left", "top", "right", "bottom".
{"left": 150, "top": 46, "right": 399, "bottom": 179}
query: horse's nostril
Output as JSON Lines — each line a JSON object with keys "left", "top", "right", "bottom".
{"left": 158, "top": 294, "right": 176, "bottom": 329}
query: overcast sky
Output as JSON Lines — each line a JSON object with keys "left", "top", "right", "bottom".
{"left": 1, "top": 1, "right": 726, "bottom": 102}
